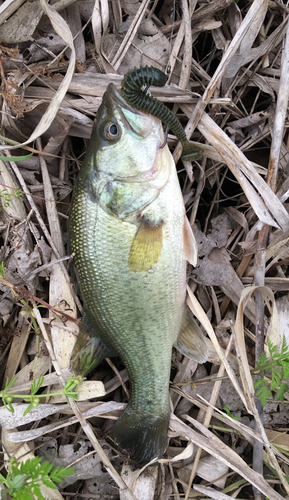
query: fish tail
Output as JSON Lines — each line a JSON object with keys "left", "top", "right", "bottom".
{"left": 107, "top": 405, "right": 170, "bottom": 467}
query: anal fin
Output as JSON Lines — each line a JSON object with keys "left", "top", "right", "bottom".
{"left": 175, "top": 306, "right": 208, "bottom": 363}
{"left": 70, "top": 313, "right": 115, "bottom": 376}
{"left": 129, "top": 220, "right": 163, "bottom": 272}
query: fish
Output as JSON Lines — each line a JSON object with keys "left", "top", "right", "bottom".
{"left": 68, "top": 81, "right": 208, "bottom": 467}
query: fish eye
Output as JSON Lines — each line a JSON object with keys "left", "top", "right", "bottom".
{"left": 105, "top": 122, "right": 121, "bottom": 141}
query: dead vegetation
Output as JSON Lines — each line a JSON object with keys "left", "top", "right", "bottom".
{"left": 0, "top": 0, "right": 289, "bottom": 498}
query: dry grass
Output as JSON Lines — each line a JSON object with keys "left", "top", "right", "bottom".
{"left": 0, "top": 0, "right": 289, "bottom": 499}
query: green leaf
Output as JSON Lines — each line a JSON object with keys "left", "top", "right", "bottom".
{"left": 65, "top": 391, "right": 78, "bottom": 403}
{"left": 39, "top": 461, "right": 53, "bottom": 476}
{"left": 2, "top": 398, "right": 15, "bottom": 413}
{"left": 30, "top": 483, "right": 45, "bottom": 500}
{"left": 276, "top": 382, "right": 289, "bottom": 402}
{"left": 223, "top": 405, "right": 241, "bottom": 421}
{"left": 0, "top": 261, "right": 5, "bottom": 279}
{"left": 49, "top": 466, "right": 75, "bottom": 483}
{"left": 271, "top": 368, "right": 282, "bottom": 390}
{"left": 282, "top": 360, "right": 289, "bottom": 379}
{"left": 256, "top": 351, "right": 268, "bottom": 368}
{"left": 41, "top": 477, "right": 57, "bottom": 489}
{"left": 14, "top": 187, "right": 23, "bottom": 200}
{"left": 268, "top": 338, "right": 278, "bottom": 359}
{"left": 0, "top": 151, "right": 34, "bottom": 162}
{"left": 255, "top": 380, "right": 271, "bottom": 406}
{"left": 9, "top": 488, "right": 28, "bottom": 500}
{"left": 64, "top": 375, "right": 81, "bottom": 392}
{"left": 6, "top": 474, "right": 27, "bottom": 491}
{"left": 23, "top": 402, "right": 34, "bottom": 417}
{"left": 30, "top": 375, "right": 44, "bottom": 396}
{"left": 264, "top": 460, "right": 289, "bottom": 483}
{"left": 4, "top": 375, "right": 18, "bottom": 393}
{"left": 254, "top": 378, "right": 265, "bottom": 389}
{"left": 5, "top": 456, "right": 75, "bottom": 499}
{"left": 0, "top": 473, "right": 6, "bottom": 485}
{"left": 18, "top": 458, "right": 33, "bottom": 475}
{"left": 34, "top": 375, "right": 44, "bottom": 393}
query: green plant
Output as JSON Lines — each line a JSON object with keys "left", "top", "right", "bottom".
{"left": 254, "top": 337, "right": 289, "bottom": 406}
{"left": 0, "top": 134, "right": 34, "bottom": 162}
{"left": 223, "top": 405, "right": 241, "bottom": 421}
{"left": 0, "top": 261, "right": 5, "bottom": 279}
{"left": 0, "top": 456, "right": 75, "bottom": 499}
{"left": 1, "top": 374, "right": 82, "bottom": 416}
{"left": 0, "top": 187, "right": 23, "bottom": 207}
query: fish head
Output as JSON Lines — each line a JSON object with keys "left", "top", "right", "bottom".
{"left": 82, "top": 83, "right": 173, "bottom": 219}
{"left": 91, "top": 83, "right": 165, "bottom": 179}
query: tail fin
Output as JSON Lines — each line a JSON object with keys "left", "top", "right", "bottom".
{"left": 107, "top": 406, "right": 169, "bottom": 467}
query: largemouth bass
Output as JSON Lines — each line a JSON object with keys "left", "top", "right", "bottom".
{"left": 69, "top": 82, "right": 208, "bottom": 466}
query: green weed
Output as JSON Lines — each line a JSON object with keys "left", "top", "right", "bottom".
{"left": 254, "top": 337, "right": 289, "bottom": 406}
{"left": 0, "top": 456, "right": 75, "bottom": 499}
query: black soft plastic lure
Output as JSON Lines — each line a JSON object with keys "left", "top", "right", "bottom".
{"left": 121, "top": 65, "right": 203, "bottom": 162}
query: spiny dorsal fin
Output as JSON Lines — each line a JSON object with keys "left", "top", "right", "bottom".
{"left": 183, "top": 216, "right": 198, "bottom": 267}
{"left": 129, "top": 220, "right": 163, "bottom": 272}
{"left": 175, "top": 306, "right": 208, "bottom": 363}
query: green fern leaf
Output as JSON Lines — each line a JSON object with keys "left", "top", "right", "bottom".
{"left": 39, "top": 461, "right": 54, "bottom": 477}
{"left": 256, "top": 351, "right": 268, "bottom": 367}
{"left": 282, "top": 360, "right": 289, "bottom": 379}
{"left": 41, "top": 477, "right": 57, "bottom": 489}
{"left": 4, "top": 456, "right": 75, "bottom": 499}
{"left": 30, "top": 483, "right": 45, "bottom": 500}
{"left": 6, "top": 474, "right": 27, "bottom": 490}
{"left": 276, "top": 382, "right": 289, "bottom": 402}
{"left": 13, "top": 488, "right": 31, "bottom": 500}
{"left": 17, "top": 457, "right": 42, "bottom": 476}
{"left": 49, "top": 466, "right": 75, "bottom": 483}
{"left": 271, "top": 368, "right": 282, "bottom": 390}
{"left": 255, "top": 380, "right": 271, "bottom": 406}
{"left": 254, "top": 378, "right": 264, "bottom": 389}
{"left": 267, "top": 338, "right": 278, "bottom": 359}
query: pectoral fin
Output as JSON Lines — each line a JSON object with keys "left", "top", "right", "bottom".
{"left": 129, "top": 220, "right": 163, "bottom": 272}
{"left": 183, "top": 216, "right": 198, "bottom": 266}
{"left": 175, "top": 306, "right": 208, "bottom": 363}
{"left": 70, "top": 313, "right": 115, "bottom": 376}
